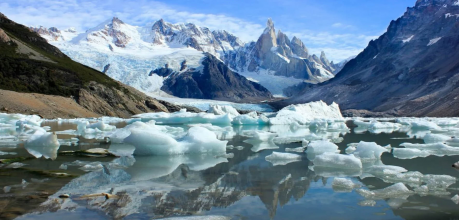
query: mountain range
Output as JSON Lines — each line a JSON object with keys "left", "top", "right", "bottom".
{"left": 32, "top": 17, "right": 338, "bottom": 99}
{"left": 275, "top": 0, "right": 459, "bottom": 117}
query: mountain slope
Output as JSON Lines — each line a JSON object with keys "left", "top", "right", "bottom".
{"left": 276, "top": 0, "right": 459, "bottom": 116}
{"left": 0, "top": 13, "right": 186, "bottom": 118}
{"left": 157, "top": 53, "right": 273, "bottom": 102}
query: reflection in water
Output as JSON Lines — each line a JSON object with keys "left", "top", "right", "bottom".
{"left": 6, "top": 119, "right": 459, "bottom": 219}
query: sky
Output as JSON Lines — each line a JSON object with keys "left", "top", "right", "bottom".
{"left": 1, "top": 0, "right": 415, "bottom": 62}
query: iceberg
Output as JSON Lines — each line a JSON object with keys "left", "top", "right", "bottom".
{"left": 24, "top": 130, "right": 60, "bottom": 160}
{"left": 269, "top": 101, "right": 343, "bottom": 125}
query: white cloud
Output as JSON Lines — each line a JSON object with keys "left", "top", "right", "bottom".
{"left": 284, "top": 30, "right": 378, "bottom": 62}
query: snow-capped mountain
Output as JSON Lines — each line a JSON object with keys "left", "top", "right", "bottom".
{"left": 33, "top": 17, "right": 335, "bottom": 98}
{"left": 223, "top": 19, "right": 336, "bottom": 84}
{"left": 277, "top": 0, "right": 459, "bottom": 116}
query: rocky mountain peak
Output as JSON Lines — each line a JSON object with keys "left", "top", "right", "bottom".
{"left": 267, "top": 18, "right": 275, "bottom": 30}
{"left": 29, "top": 26, "right": 63, "bottom": 41}
{"left": 112, "top": 17, "right": 124, "bottom": 25}
{"left": 290, "top": 36, "right": 309, "bottom": 58}
{"left": 320, "top": 51, "right": 331, "bottom": 67}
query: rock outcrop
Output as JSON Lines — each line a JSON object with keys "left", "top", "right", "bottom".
{"left": 0, "top": 28, "right": 10, "bottom": 42}
{"left": 158, "top": 53, "right": 273, "bottom": 102}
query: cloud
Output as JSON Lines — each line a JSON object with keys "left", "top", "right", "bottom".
{"left": 284, "top": 30, "right": 378, "bottom": 62}
{"left": 331, "top": 22, "right": 354, "bottom": 29}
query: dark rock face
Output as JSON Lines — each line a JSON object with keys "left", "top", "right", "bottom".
{"left": 102, "top": 64, "right": 110, "bottom": 74}
{"left": 150, "top": 64, "right": 174, "bottom": 77}
{"left": 159, "top": 53, "right": 273, "bottom": 102}
{"left": 279, "top": 0, "right": 459, "bottom": 116}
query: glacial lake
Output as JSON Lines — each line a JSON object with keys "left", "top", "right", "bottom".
{"left": 2, "top": 117, "right": 459, "bottom": 220}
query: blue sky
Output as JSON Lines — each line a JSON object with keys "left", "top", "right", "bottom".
{"left": 1, "top": 0, "right": 414, "bottom": 62}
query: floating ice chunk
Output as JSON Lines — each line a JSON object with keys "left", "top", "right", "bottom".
{"left": 381, "top": 171, "right": 424, "bottom": 187}
{"left": 124, "top": 128, "right": 179, "bottom": 155}
{"left": 422, "top": 174, "right": 456, "bottom": 189}
{"left": 365, "top": 165, "right": 407, "bottom": 176}
{"left": 235, "top": 146, "right": 244, "bottom": 150}
{"left": 352, "top": 141, "right": 389, "bottom": 161}
{"left": 393, "top": 148, "right": 430, "bottom": 159}
{"left": 134, "top": 110, "right": 232, "bottom": 125}
{"left": 6, "top": 162, "right": 26, "bottom": 168}
{"left": 423, "top": 133, "right": 450, "bottom": 144}
{"left": 269, "top": 101, "right": 343, "bottom": 125}
{"left": 356, "top": 183, "right": 412, "bottom": 199}
{"left": 400, "top": 142, "right": 447, "bottom": 150}
{"left": 108, "top": 143, "right": 136, "bottom": 156}
{"left": 410, "top": 121, "right": 441, "bottom": 130}
{"left": 446, "top": 137, "right": 459, "bottom": 147}
{"left": 232, "top": 114, "right": 269, "bottom": 125}
{"left": 80, "top": 162, "right": 104, "bottom": 172}
{"left": 24, "top": 130, "right": 60, "bottom": 160}
{"left": 265, "top": 152, "right": 302, "bottom": 166}
{"left": 208, "top": 105, "right": 240, "bottom": 118}
{"left": 452, "top": 194, "right": 459, "bottom": 204}
{"left": 285, "top": 146, "right": 306, "bottom": 153}
{"left": 180, "top": 126, "right": 228, "bottom": 154}
{"left": 243, "top": 131, "right": 279, "bottom": 152}
{"left": 124, "top": 126, "right": 227, "bottom": 156}
{"left": 353, "top": 119, "right": 372, "bottom": 128}
{"left": 400, "top": 142, "right": 459, "bottom": 156}
{"left": 345, "top": 146, "right": 357, "bottom": 154}
{"left": 59, "top": 164, "right": 68, "bottom": 170}
{"left": 414, "top": 185, "right": 429, "bottom": 193}
{"left": 188, "top": 124, "right": 235, "bottom": 140}
{"left": 87, "top": 121, "right": 116, "bottom": 131}
{"left": 332, "top": 177, "right": 360, "bottom": 192}
{"left": 313, "top": 153, "right": 362, "bottom": 170}
{"left": 368, "top": 121, "right": 401, "bottom": 134}
{"left": 306, "top": 140, "right": 339, "bottom": 156}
